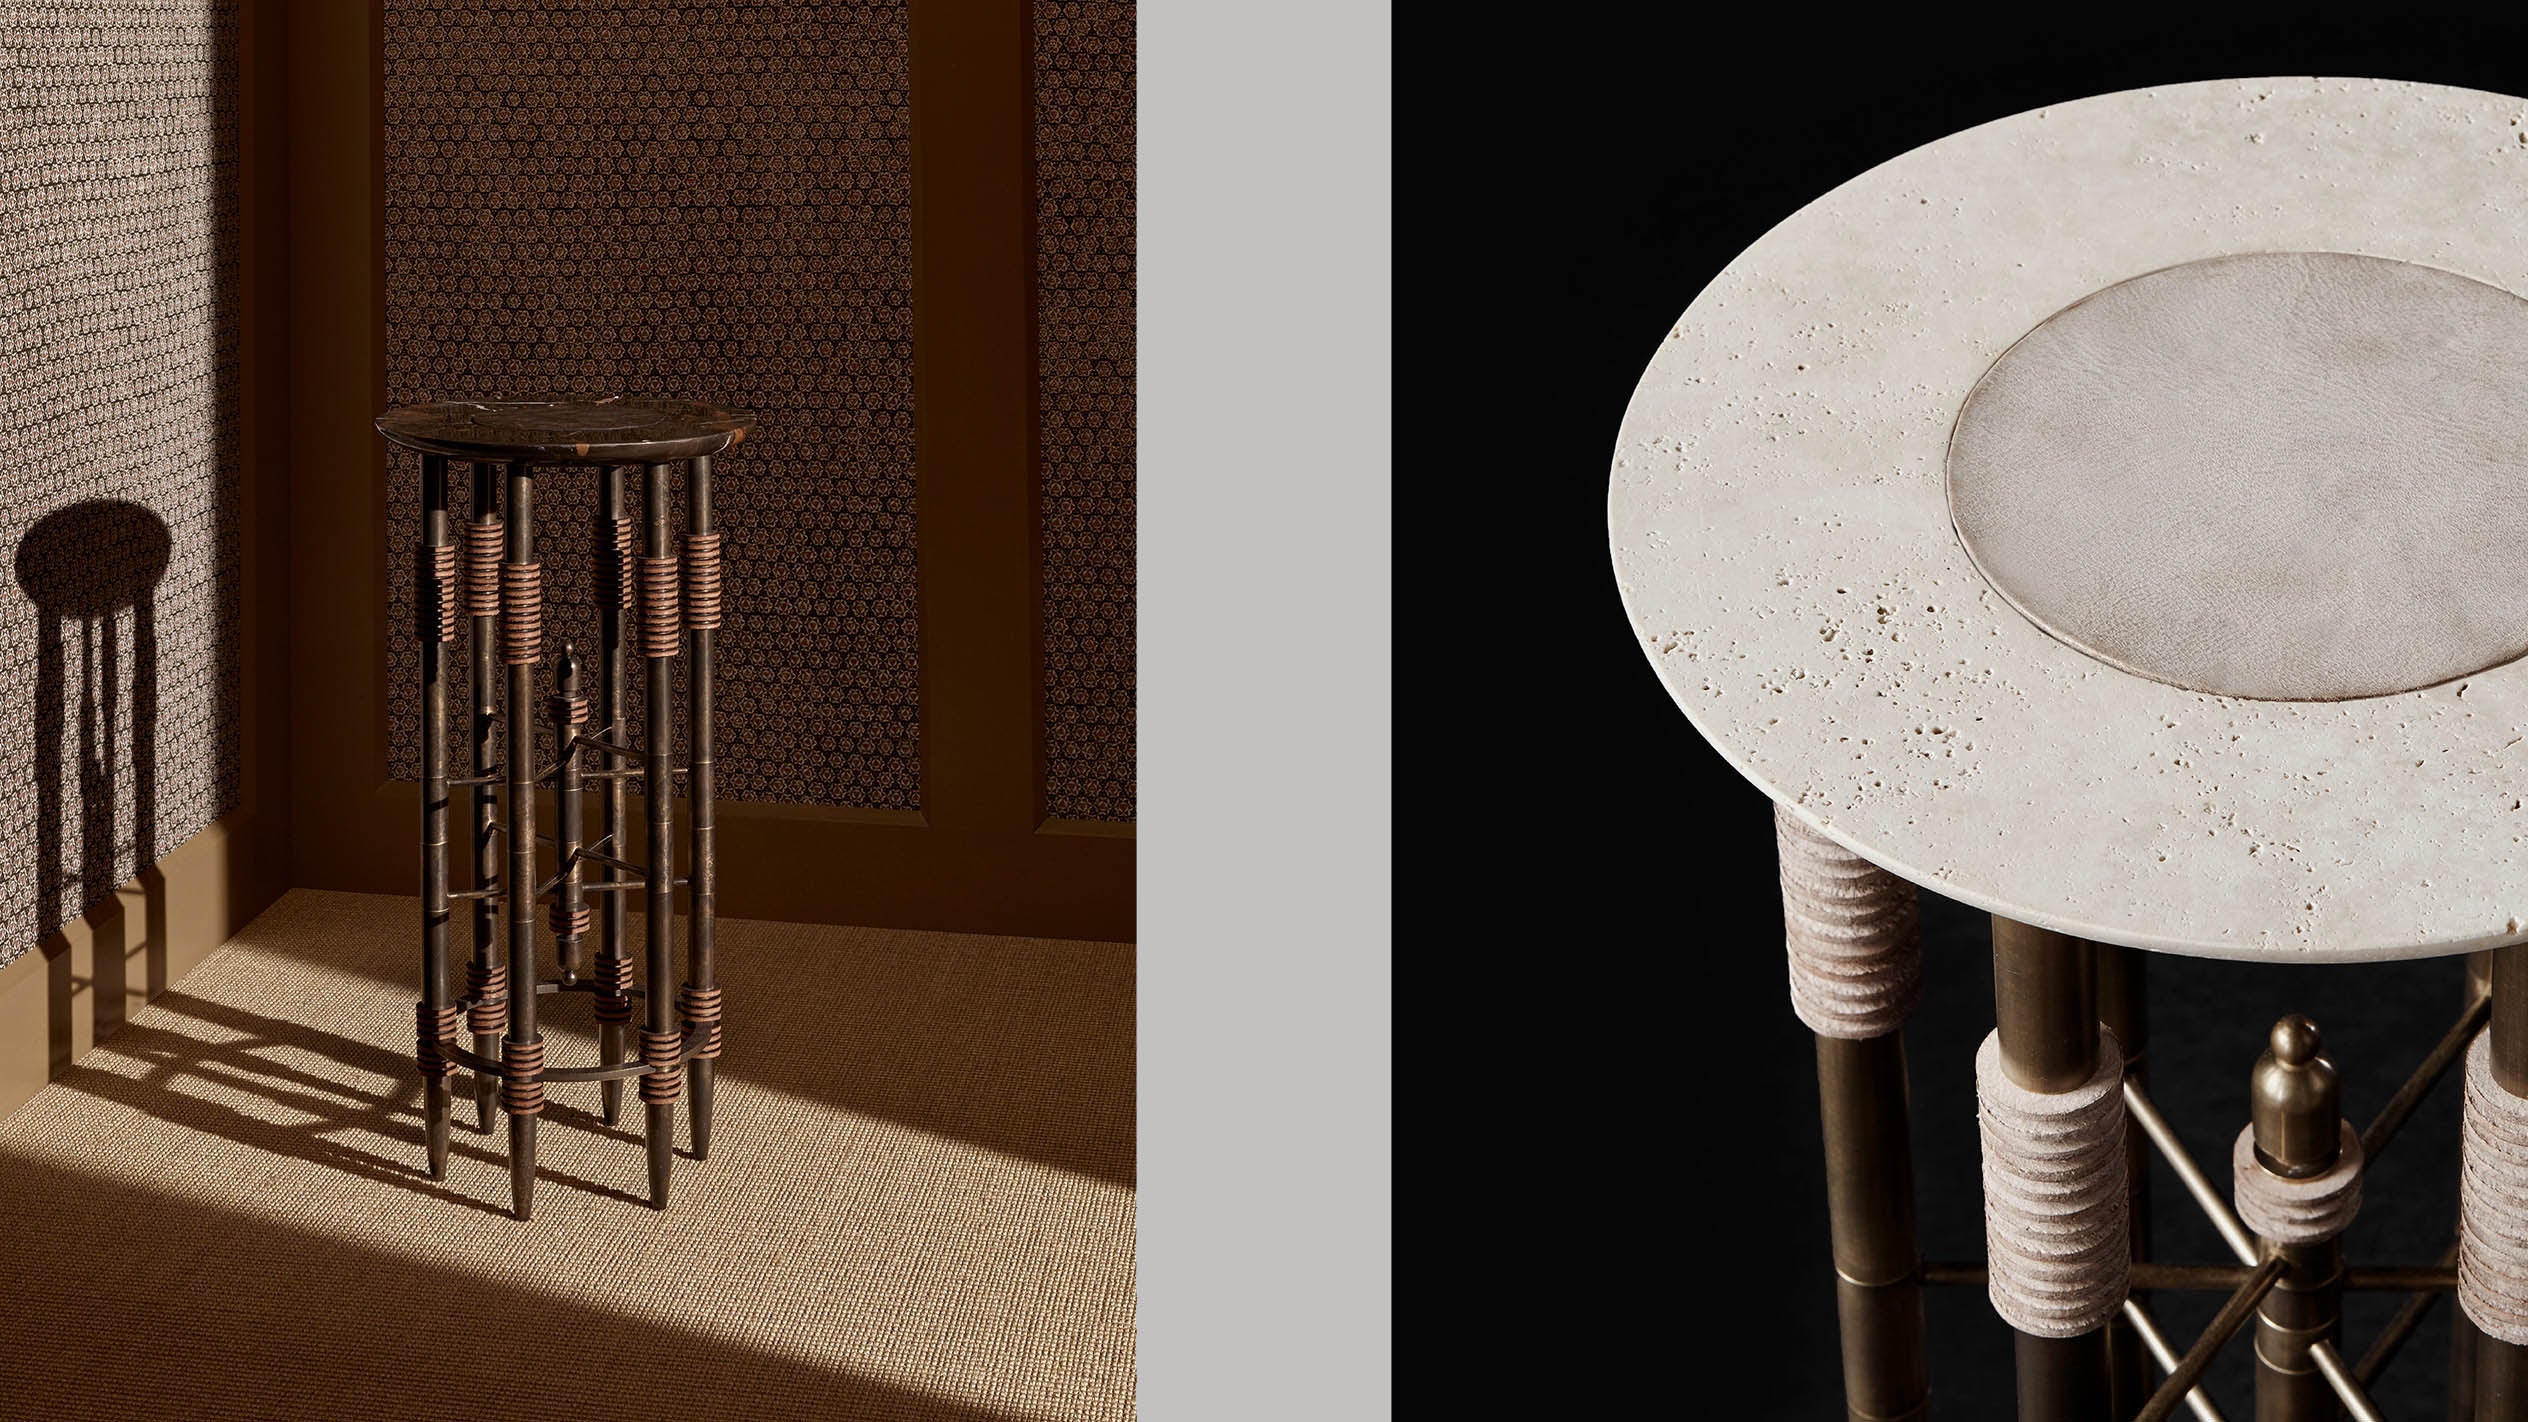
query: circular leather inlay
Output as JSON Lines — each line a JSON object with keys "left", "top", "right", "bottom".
{"left": 1948, "top": 251, "right": 2528, "bottom": 701}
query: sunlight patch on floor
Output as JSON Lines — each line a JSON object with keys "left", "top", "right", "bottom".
{"left": 0, "top": 889, "right": 1135, "bottom": 1422}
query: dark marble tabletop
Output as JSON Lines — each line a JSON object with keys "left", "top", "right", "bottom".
{"left": 374, "top": 397, "right": 754, "bottom": 465}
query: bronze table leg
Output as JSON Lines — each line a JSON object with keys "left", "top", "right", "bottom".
{"left": 683, "top": 453, "right": 723, "bottom": 1159}
{"left": 1776, "top": 808, "right": 1928, "bottom": 1419}
{"left": 1818, "top": 1032, "right": 1930, "bottom": 1421}
{"left": 415, "top": 453, "right": 455, "bottom": 1180}
{"left": 500, "top": 462, "right": 545, "bottom": 1220}
{"left": 1993, "top": 919, "right": 2116, "bottom": 1421}
{"left": 596, "top": 465, "right": 634, "bottom": 1125}
{"left": 2098, "top": 945, "right": 2151, "bottom": 1418}
{"left": 638, "top": 459, "right": 682, "bottom": 1209}
{"left": 467, "top": 461, "right": 505, "bottom": 1132}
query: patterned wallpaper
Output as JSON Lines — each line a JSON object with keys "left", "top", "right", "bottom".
{"left": 1036, "top": 0, "right": 1136, "bottom": 823}
{"left": 0, "top": 0, "right": 243, "bottom": 967}
{"left": 381, "top": 0, "right": 919, "bottom": 809}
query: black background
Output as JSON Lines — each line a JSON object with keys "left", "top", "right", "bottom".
{"left": 1444, "top": 12, "right": 2528, "bottom": 1416}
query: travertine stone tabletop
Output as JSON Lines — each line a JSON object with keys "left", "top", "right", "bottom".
{"left": 1609, "top": 77, "right": 2528, "bottom": 961}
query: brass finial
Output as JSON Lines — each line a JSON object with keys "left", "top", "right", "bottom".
{"left": 2251, "top": 1013, "right": 2341, "bottom": 1178}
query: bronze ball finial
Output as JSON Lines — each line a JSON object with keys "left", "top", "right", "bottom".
{"left": 2252, "top": 1013, "right": 2341, "bottom": 1178}
{"left": 2269, "top": 1013, "right": 2321, "bottom": 1068}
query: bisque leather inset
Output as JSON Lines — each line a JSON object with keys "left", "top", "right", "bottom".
{"left": 1948, "top": 251, "right": 2528, "bottom": 702}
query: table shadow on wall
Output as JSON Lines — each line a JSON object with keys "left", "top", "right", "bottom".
{"left": 15, "top": 500, "right": 174, "bottom": 1079}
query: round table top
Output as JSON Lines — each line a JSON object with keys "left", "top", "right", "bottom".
{"left": 1608, "top": 77, "right": 2528, "bottom": 962}
{"left": 374, "top": 397, "right": 753, "bottom": 465}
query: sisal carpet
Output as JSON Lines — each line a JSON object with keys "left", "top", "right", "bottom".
{"left": 0, "top": 889, "right": 1135, "bottom": 1420}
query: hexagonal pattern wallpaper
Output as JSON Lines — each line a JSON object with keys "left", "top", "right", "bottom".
{"left": 0, "top": 0, "right": 242, "bottom": 966}
{"left": 1036, "top": 0, "right": 1135, "bottom": 823}
{"left": 382, "top": 0, "right": 919, "bottom": 810}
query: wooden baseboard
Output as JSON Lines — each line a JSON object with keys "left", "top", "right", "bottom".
{"left": 0, "top": 810, "right": 288, "bottom": 1123}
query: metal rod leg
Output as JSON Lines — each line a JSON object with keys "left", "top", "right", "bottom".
{"left": 685, "top": 454, "right": 719, "bottom": 1160}
{"left": 597, "top": 465, "right": 632, "bottom": 1126}
{"left": 503, "top": 462, "right": 541, "bottom": 1221}
{"left": 2484, "top": 1345, "right": 2528, "bottom": 1420}
{"left": 552, "top": 652, "right": 587, "bottom": 991}
{"left": 550, "top": 646, "right": 588, "bottom": 1110}
{"left": 418, "top": 453, "right": 452, "bottom": 1181}
{"left": 640, "top": 460, "right": 679, "bottom": 1208}
{"left": 1993, "top": 916, "right": 2114, "bottom": 1421}
{"left": 1818, "top": 1031, "right": 1929, "bottom": 1421}
{"left": 2250, "top": 1017, "right": 2347, "bottom": 1422}
{"left": 423, "top": 1070, "right": 451, "bottom": 1178}
{"left": 469, "top": 462, "right": 503, "bottom": 1133}
{"left": 2099, "top": 945, "right": 2151, "bottom": 1418}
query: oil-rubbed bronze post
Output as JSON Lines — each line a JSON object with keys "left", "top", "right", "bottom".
{"left": 2251, "top": 1015, "right": 2347, "bottom": 1421}
{"left": 2477, "top": 945, "right": 2528, "bottom": 1415}
{"left": 2137, "top": 1258, "right": 2292, "bottom": 1422}
{"left": 683, "top": 453, "right": 722, "bottom": 1159}
{"left": 549, "top": 644, "right": 589, "bottom": 995}
{"left": 1994, "top": 920, "right": 2098, "bottom": 1092}
{"left": 596, "top": 465, "right": 633, "bottom": 1125}
{"left": 1992, "top": 916, "right": 2114, "bottom": 1421}
{"left": 501, "top": 462, "right": 543, "bottom": 1221}
{"left": 417, "top": 453, "right": 454, "bottom": 1181}
{"left": 1817, "top": 1033, "right": 1929, "bottom": 1422}
{"left": 639, "top": 460, "right": 681, "bottom": 1208}
{"left": 1776, "top": 808, "right": 1927, "bottom": 1421}
{"left": 2098, "top": 945, "right": 2152, "bottom": 1418}
{"left": 467, "top": 461, "right": 504, "bottom": 1133}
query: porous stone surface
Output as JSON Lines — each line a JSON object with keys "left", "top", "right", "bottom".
{"left": 1608, "top": 77, "right": 2528, "bottom": 960}
{"left": 1949, "top": 251, "right": 2528, "bottom": 702}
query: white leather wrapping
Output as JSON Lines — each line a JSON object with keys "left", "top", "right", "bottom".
{"left": 1976, "top": 1028, "right": 2129, "bottom": 1338}
{"left": 2231, "top": 1120, "right": 2362, "bottom": 1245}
{"left": 1775, "top": 805, "right": 1921, "bottom": 1040}
{"left": 2460, "top": 1037, "right": 2528, "bottom": 1344}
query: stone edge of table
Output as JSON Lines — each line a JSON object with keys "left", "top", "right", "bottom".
{"left": 376, "top": 399, "right": 755, "bottom": 464}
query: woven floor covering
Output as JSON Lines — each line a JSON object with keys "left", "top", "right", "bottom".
{"left": 0, "top": 889, "right": 1135, "bottom": 1420}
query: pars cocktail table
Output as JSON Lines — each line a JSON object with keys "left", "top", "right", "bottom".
{"left": 378, "top": 397, "right": 751, "bottom": 1221}
{"left": 1609, "top": 78, "right": 2528, "bottom": 1420}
